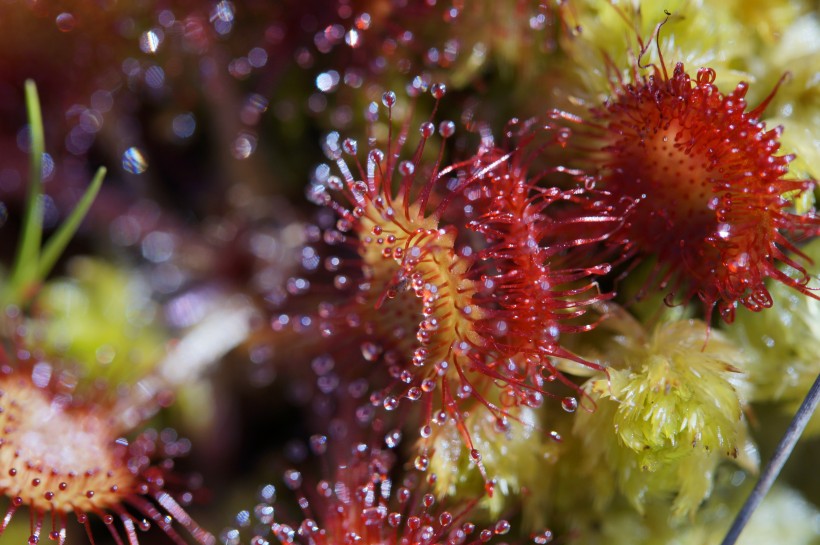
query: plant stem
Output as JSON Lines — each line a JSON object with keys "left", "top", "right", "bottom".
{"left": 720, "top": 371, "right": 820, "bottom": 545}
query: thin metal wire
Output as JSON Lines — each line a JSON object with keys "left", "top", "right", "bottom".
{"left": 720, "top": 372, "right": 820, "bottom": 545}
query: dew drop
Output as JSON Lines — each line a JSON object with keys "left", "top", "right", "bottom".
{"left": 533, "top": 530, "right": 554, "bottom": 544}
{"left": 286, "top": 277, "right": 310, "bottom": 295}
{"left": 362, "top": 507, "right": 386, "bottom": 526}
{"left": 412, "top": 347, "right": 428, "bottom": 366}
{"left": 342, "top": 138, "right": 358, "bottom": 155}
{"left": 316, "top": 71, "right": 340, "bottom": 93}
{"left": 406, "top": 387, "right": 422, "bottom": 401}
{"left": 259, "top": 484, "right": 277, "bottom": 502}
{"left": 309, "top": 435, "right": 327, "bottom": 455}
{"left": 55, "top": 12, "right": 75, "bottom": 32}
{"left": 360, "top": 341, "right": 382, "bottom": 362}
{"left": 717, "top": 223, "right": 732, "bottom": 239}
{"left": 221, "top": 528, "right": 241, "bottom": 545}
{"left": 420, "top": 122, "right": 435, "bottom": 138}
{"left": 439, "top": 512, "right": 453, "bottom": 527}
{"left": 212, "top": 0, "right": 235, "bottom": 23}
{"left": 232, "top": 133, "right": 257, "bottom": 159}
{"left": 140, "top": 29, "right": 162, "bottom": 54}
{"left": 248, "top": 47, "right": 268, "bottom": 69}
{"left": 431, "top": 83, "right": 447, "bottom": 99}
{"left": 326, "top": 176, "right": 343, "bottom": 191}
{"left": 398, "top": 160, "right": 415, "bottom": 176}
{"left": 433, "top": 410, "right": 447, "bottom": 425}
{"left": 368, "top": 149, "right": 385, "bottom": 164}
{"left": 354, "top": 12, "right": 371, "bottom": 30}
{"left": 283, "top": 470, "right": 302, "bottom": 490}
{"left": 414, "top": 455, "right": 429, "bottom": 471}
{"left": 494, "top": 520, "right": 510, "bottom": 535}
{"left": 561, "top": 397, "right": 578, "bottom": 413}
{"left": 345, "top": 29, "right": 361, "bottom": 48}
{"left": 144, "top": 65, "right": 165, "bottom": 88}
{"left": 529, "top": 14, "right": 547, "bottom": 30}
{"left": 438, "top": 121, "right": 455, "bottom": 138}
{"left": 254, "top": 503, "right": 274, "bottom": 525}
{"left": 235, "top": 510, "right": 251, "bottom": 528}
{"left": 385, "top": 429, "right": 402, "bottom": 448}
{"left": 307, "top": 184, "right": 330, "bottom": 205}
{"left": 355, "top": 404, "right": 374, "bottom": 424}
{"left": 122, "top": 147, "right": 147, "bottom": 174}
{"left": 336, "top": 218, "right": 353, "bottom": 232}
{"left": 382, "top": 91, "right": 397, "bottom": 108}
{"left": 172, "top": 113, "right": 196, "bottom": 139}
{"left": 383, "top": 396, "right": 399, "bottom": 411}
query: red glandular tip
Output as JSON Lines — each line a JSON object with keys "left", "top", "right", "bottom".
{"left": 555, "top": 61, "right": 820, "bottom": 322}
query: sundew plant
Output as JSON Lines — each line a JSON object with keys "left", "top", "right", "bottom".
{"left": 0, "top": 1, "right": 818, "bottom": 545}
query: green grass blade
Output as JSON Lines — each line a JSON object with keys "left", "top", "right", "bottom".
{"left": 37, "top": 167, "right": 106, "bottom": 281}
{"left": 20, "top": 80, "right": 45, "bottom": 262}
{"left": 6, "top": 80, "right": 46, "bottom": 304}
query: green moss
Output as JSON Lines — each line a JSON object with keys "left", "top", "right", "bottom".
{"left": 427, "top": 404, "right": 554, "bottom": 520}
{"left": 574, "top": 320, "right": 756, "bottom": 517}
{"left": 27, "top": 257, "right": 167, "bottom": 388}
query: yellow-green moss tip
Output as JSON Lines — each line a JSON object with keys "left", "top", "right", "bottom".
{"left": 427, "top": 405, "right": 554, "bottom": 520}
{"left": 27, "top": 257, "right": 167, "bottom": 387}
{"left": 575, "top": 320, "right": 757, "bottom": 517}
